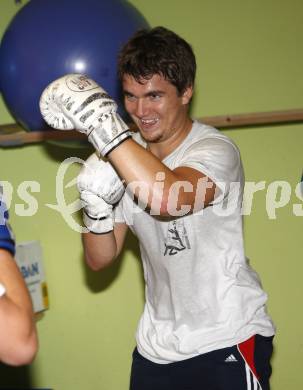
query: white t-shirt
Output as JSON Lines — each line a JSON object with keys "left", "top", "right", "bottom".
{"left": 115, "top": 120, "right": 275, "bottom": 364}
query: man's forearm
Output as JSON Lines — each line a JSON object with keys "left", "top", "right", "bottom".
{"left": 108, "top": 139, "right": 215, "bottom": 215}
{"left": 82, "top": 231, "right": 118, "bottom": 271}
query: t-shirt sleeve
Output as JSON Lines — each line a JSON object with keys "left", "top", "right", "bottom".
{"left": 0, "top": 197, "right": 15, "bottom": 256}
{"left": 177, "top": 137, "right": 242, "bottom": 192}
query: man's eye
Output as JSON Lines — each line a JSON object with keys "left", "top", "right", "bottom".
{"left": 150, "top": 94, "right": 161, "bottom": 100}
{"left": 125, "top": 94, "right": 136, "bottom": 101}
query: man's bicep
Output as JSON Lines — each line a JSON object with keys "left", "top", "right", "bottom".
{"left": 173, "top": 166, "right": 217, "bottom": 211}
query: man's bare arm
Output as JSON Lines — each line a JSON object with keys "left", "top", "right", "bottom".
{"left": 0, "top": 249, "right": 38, "bottom": 366}
{"left": 82, "top": 223, "right": 129, "bottom": 271}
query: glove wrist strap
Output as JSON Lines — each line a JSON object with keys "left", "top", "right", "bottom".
{"left": 87, "top": 111, "right": 132, "bottom": 156}
{"left": 89, "top": 130, "right": 133, "bottom": 157}
{"left": 83, "top": 210, "right": 113, "bottom": 234}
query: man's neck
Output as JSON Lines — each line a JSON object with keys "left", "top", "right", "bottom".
{"left": 147, "top": 118, "right": 193, "bottom": 160}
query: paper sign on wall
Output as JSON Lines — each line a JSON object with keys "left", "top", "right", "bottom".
{"left": 15, "top": 240, "right": 49, "bottom": 313}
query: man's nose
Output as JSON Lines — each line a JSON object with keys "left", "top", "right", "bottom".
{"left": 134, "top": 98, "right": 148, "bottom": 117}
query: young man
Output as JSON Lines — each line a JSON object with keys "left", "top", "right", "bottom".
{"left": 40, "top": 27, "right": 275, "bottom": 390}
{"left": 0, "top": 192, "right": 38, "bottom": 365}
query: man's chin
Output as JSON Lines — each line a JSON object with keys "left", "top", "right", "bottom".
{"left": 140, "top": 131, "right": 162, "bottom": 143}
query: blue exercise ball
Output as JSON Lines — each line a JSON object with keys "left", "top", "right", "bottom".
{"left": 0, "top": 0, "right": 148, "bottom": 132}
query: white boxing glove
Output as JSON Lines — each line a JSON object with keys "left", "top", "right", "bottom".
{"left": 77, "top": 152, "right": 125, "bottom": 205}
{"left": 39, "top": 73, "right": 132, "bottom": 156}
{"left": 80, "top": 190, "right": 114, "bottom": 234}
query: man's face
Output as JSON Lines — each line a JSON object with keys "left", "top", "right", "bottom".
{"left": 122, "top": 73, "right": 192, "bottom": 144}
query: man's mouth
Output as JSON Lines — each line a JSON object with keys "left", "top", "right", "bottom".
{"left": 139, "top": 118, "right": 159, "bottom": 128}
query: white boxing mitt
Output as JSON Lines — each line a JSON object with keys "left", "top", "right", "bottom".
{"left": 77, "top": 152, "right": 125, "bottom": 205}
{"left": 39, "top": 73, "right": 132, "bottom": 156}
{"left": 80, "top": 190, "right": 114, "bottom": 234}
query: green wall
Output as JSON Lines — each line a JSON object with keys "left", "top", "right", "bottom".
{"left": 0, "top": 1, "right": 302, "bottom": 389}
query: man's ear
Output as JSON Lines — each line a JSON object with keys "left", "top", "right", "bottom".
{"left": 181, "top": 86, "right": 194, "bottom": 105}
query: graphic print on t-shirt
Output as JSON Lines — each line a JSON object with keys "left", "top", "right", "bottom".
{"left": 164, "top": 219, "right": 191, "bottom": 256}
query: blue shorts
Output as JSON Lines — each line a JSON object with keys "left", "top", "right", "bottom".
{"left": 130, "top": 335, "right": 274, "bottom": 390}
